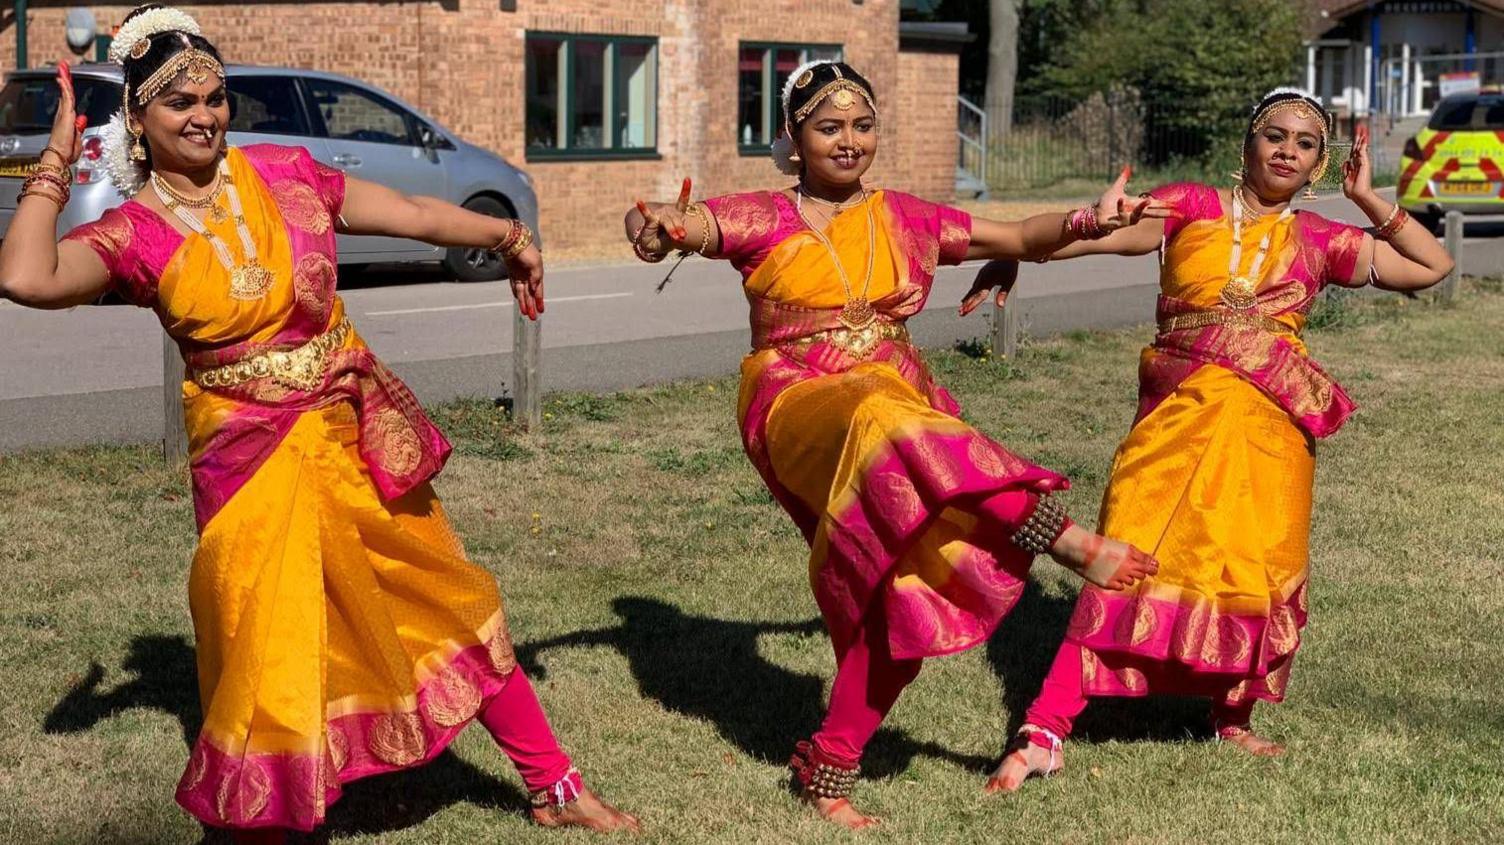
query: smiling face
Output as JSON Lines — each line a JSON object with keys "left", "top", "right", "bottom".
{"left": 793, "top": 94, "right": 878, "bottom": 188}
{"left": 1244, "top": 105, "right": 1326, "bottom": 200}
{"left": 134, "top": 74, "right": 230, "bottom": 173}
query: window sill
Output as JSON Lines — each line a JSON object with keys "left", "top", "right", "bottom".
{"left": 739, "top": 145, "right": 774, "bottom": 157}
{"left": 525, "top": 149, "right": 663, "bottom": 163}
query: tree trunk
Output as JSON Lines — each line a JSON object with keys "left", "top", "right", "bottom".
{"left": 986, "top": 0, "right": 1019, "bottom": 138}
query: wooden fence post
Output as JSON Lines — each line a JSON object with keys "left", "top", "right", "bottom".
{"left": 1441, "top": 210, "right": 1463, "bottom": 303}
{"left": 512, "top": 308, "right": 542, "bottom": 429}
{"left": 162, "top": 331, "right": 188, "bottom": 465}
{"left": 991, "top": 296, "right": 1019, "bottom": 359}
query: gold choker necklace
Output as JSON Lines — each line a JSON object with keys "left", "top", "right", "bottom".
{"left": 797, "top": 185, "right": 869, "bottom": 212}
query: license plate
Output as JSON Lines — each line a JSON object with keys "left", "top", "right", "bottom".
{"left": 0, "top": 158, "right": 39, "bottom": 179}
{"left": 1439, "top": 180, "right": 1494, "bottom": 195}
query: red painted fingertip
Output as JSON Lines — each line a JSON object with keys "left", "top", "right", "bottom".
{"left": 75, "top": 116, "right": 88, "bottom": 133}
{"left": 636, "top": 200, "right": 649, "bottom": 214}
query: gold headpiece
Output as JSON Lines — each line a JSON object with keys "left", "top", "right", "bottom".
{"left": 134, "top": 40, "right": 224, "bottom": 105}
{"left": 791, "top": 76, "right": 878, "bottom": 123}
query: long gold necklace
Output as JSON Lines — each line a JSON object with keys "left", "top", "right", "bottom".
{"left": 1221, "top": 186, "right": 1292, "bottom": 310}
{"left": 794, "top": 187, "right": 877, "bottom": 330}
{"left": 153, "top": 158, "right": 274, "bottom": 301}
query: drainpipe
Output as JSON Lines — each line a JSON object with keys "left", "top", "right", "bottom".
{"left": 15, "top": 0, "right": 27, "bottom": 69}
{"left": 1369, "top": 5, "right": 1381, "bottom": 120}
{"left": 1465, "top": 8, "right": 1477, "bottom": 71}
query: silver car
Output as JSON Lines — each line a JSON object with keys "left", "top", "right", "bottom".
{"left": 0, "top": 63, "right": 537, "bottom": 282}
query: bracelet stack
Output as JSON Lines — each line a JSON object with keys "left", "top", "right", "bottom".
{"left": 21, "top": 162, "right": 71, "bottom": 210}
{"left": 492, "top": 220, "right": 534, "bottom": 260}
{"left": 1373, "top": 205, "right": 1409, "bottom": 241}
{"left": 1010, "top": 494, "right": 1072, "bottom": 556}
{"left": 1067, "top": 206, "right": 1107, "bottom": 240}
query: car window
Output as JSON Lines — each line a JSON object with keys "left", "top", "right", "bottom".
{"left": 227, "top": 76, "right": 310, "bottom": 136}
{"left": 0, "top": 76, "right": 120, "bottom": 133}
{"left": 1429, "top": 98, "right": 1476, "bottom": 130}
{"left": 304, "top": 79, "right": 415, "bottom": 146}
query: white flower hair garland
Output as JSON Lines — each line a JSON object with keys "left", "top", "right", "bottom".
{"left": 107, "top": 7, "right": 201, "bottom": 64}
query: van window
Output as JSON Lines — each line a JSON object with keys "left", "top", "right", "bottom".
{"left": 0, "top": 76, "right": 121, "bottom": 133}
{"left": 227, "top": 77, "right": 311, "bottom": 136}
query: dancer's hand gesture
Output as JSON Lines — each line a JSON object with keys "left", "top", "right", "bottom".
{"left": 1342, "top": 124, "right": 1372, "bottom": 200}
{"left": 631, "top": 178, "right": 692, "bottom": 257}
{"left": 45, "top": 62, "right": 89, "bottom": 168}
{"left": 1093, "top": 166, "right": 1172, "bottom": 233}
{"left": 505, "top": 233, "right": 545, "bottom": 320}
{"left": 959, "top": 259, "right": 1019, "bottom": 316}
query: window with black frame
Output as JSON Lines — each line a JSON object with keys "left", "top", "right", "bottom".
{"left": 526, "top": 33, "right": 658, "bottom": 159}
{"left": 737, "top": 43, "right": 842, "bottom": 155}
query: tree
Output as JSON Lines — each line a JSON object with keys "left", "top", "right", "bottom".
{"left": 1035, "top": 0, "right": 1306, "bottom": 165}
{"left": 986, "top": 0, "right": 1021, "bottom": 137}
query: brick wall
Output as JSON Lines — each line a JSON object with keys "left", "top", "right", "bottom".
{"left": 3, "top": 0, "right": 960, "bottom": 258}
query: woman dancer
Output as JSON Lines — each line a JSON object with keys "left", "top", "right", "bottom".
{"left": 0, "top": 6, "right": 638, "bottom": 840}
{"left": 624, "top": 60, "right": 1160, "bottom": 829}
{"left": 978, "top": 88, "right": 1454, "bottom": 791}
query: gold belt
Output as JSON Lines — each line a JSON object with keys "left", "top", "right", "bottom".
{"left": 781, "top": 321, "right": 911, "bottom": 359}
{"left": 1158, "top": 310, "right": 1296, "bottom": 338}
{"left": 192, "top": 318, "right": 351, "bottom": 391}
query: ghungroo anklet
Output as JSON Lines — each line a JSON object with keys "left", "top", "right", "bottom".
{"left": 1010, "top": 494, "right": 1070, "bottom": 555}
{"left": 790, "top": 740, "right": 860, "bottom": 800}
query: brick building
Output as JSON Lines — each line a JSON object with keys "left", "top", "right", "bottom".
{"left": 3, "top": 1, "right": 966, "bottom": 256}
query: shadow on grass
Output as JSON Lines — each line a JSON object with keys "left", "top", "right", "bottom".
{"left": 518, "top": 596, "right": 994, "bottom": 779}
{"left": 44, "top": 634, "right": 529, "bottom": 843}
{"left": 986, "top": 581, "right": 1211, "bottom": 750}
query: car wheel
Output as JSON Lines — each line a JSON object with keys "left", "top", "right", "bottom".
{"left": 444, "top": 196, "right": 514, "bottom": 283}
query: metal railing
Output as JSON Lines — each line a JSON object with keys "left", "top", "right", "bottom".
{"left": 957, "top": 95, "right": 989, "bottom": 198}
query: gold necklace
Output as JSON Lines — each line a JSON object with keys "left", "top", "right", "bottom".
{"left": 151, "top": 169, "right": 222, "bottom": 209}
{"left": 795, "top": 190, "right": 878, "bottom": 330}
{"left": 152, "top": 158, "right": 273, "bottom": 301}
{"left": 1221, "top": 185, "right": 1292, "bottom": 310}
{"left": 797, "top": 184, "right": 869, "bottom": 211}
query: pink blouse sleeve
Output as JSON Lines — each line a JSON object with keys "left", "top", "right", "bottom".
{"left": 1149, "top": 182, "right": 1221, "bottom": 242}
{"left": 61, "top": 207, "right": 152, "bottom": 307}
{"left": 1316, "top": 217, "right": 1369, "bottom": 288}
{"left": 936, "top": 203, "right": 973, "bottom": 266}
{"left": 294, "top": 146, "right": 346, "bottom": 217}
{"left": 703, "top": 191, "right": 782, "bottom": 270}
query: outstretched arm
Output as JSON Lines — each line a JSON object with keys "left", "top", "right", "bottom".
{"left": 964, "top": 167, "right": 1170, "bottom": 262}
{"left": 340, "top": 176, "right": 545, "bottom": 319}
{"left": 0, "top": 64, "right": 112, "bottom": 309}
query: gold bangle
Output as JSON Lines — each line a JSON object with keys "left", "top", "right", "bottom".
{"left": 1374, "top": 203, "right": 1400, "bottom": 232}
{"left": 630, "top": 225, "right": 669, "bottom": 263}
{"left": 41, "top": 144, "right": 71, "bottom": 167}
{"left": 685, "top": 203, "right": 713, "bottom": 256}
{"left": 20, "top": 186, "right": 66, "bottom": 209}
{"left": 501, "top": 223, "right": 534, "bottom": 260}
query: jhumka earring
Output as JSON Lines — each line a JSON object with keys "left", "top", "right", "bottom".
{"left": 789, "top": 149, "right": 802, "bottom": 163}
{"left": 1230, "top": 167, "right": 1244, "bottom": 184}
{"left": 128, "top": 118, "right": 146, "bottom": 161}
{"left": 1302, "top": 182, "right": 1318, "bottom": 200}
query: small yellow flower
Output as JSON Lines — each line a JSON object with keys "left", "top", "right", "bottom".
{"left": 706, "top": 385, "right": 717, "bottom": 393}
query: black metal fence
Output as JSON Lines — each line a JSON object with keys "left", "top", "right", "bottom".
{"left": 986, "top": 90, "right": 1355, "bottom": 195}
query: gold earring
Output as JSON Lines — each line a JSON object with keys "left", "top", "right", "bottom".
{"left": 789, "top": 150, "right": 801, "bottom": 163}
{"left": 1302, "top": 182, "right": 1318, "bottom": 200}
{"left": 128, "top": 119, "right": 146, "bottom": 161}
{"left": 1230, "top": 167, "right": 1244, "bottom": 184}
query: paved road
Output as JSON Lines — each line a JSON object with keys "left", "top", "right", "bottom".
{"left": 0, "top": 190, "right": 1488, "bottom": 452}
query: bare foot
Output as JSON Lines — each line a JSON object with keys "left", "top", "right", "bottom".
{"left": 1048, "top": 524, "right": 1158, "bottom": 590}
{"left": 806, "top": 796, "right": 880, "bottom": 830}
{"left": 985, "top": 731, "right": 1064, "bottom": 794}
{"left": 1220, "top": 729, "right": 1286, "bottom": 757}
{"left": 530, "top": 787, "right": 643, "bottom": 833}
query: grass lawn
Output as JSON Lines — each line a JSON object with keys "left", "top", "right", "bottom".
{"left": 1, "top": 282, "right": 1501, "bottom": 844}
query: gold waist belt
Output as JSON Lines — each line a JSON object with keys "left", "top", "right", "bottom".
{"left": 1158, "top": 310, "right": 1296, "bottom": 338}
{"left": 192, "top": 318, "right": 352, "bottom": 391}
{"left": 778, "top": 320, "right": 911, "bottom": 359}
